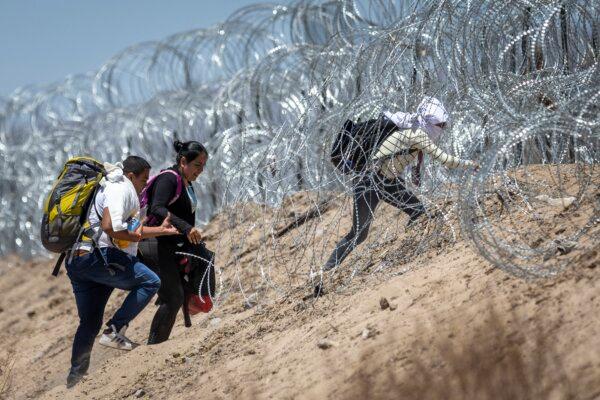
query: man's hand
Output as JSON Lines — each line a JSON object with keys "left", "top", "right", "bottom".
{"left": 160, "top": 212, "right": 179, "bottom": 235}
{"left": 187, "top": 227, "right": 202, "bottom": 245}
{"left": 129, "top": 230, "right": 142, "bottom": 242}
{"left": 135, "top": 212, "right": 179, "bottom": 238}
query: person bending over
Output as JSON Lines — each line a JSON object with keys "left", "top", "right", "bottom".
{"left": 324, "top": 97, "right": 478, "bottom": 272}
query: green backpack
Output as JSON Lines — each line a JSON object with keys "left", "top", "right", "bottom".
{"left": 40, "top": 157, "right": 106, "bottom": 276}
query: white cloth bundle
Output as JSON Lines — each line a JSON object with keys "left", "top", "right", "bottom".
{"left": 384, "top": 96, "right": 449, "bottom": 142}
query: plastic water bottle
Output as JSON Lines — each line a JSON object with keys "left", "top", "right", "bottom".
{"left": 114, "top": 217, "right": 140, "bottom": 249}
{"left": 128, "top": 218, "right": 140, "bottom": 232}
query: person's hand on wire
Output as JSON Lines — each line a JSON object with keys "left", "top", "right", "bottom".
{"left": 187, "top": 227, "right": 203, "bottom": 244}
{"left": 412, "top": 151, "right": 424, "bottom": 187}
{"left": 411, "top": 165, "right": 421, "bottom": 187}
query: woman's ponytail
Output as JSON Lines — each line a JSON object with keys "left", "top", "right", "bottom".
{"left": 173, "top": 139, "right": 208, "bottom": 164}
{"left": 173, "top": 140, "right": 184, "bottom": 153}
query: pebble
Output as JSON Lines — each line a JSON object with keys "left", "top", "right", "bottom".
{"left": 32, "top": 351, "right": 45, "bottom": 362}
{"left": 243, "top": 300, "right": 257, "bottom": 310}
{"left": 317, "top": 339, "right": 337, "bottom": 349}
{"left": 379, "top": 297, "right": 390, "bottom": 310}
{"left": 361, "top": 326, "right": 379, "bottom": 340}
{"left": 555, "top": 239, "right": 577, "bottom": 255}
{"left": 134, "top": 388, "right": 146, "bottom": 398}
{"left": 243, "top": 294, "right": 259, "bottom": 310}
{"left": 535, "top": 194, "right": 576, "bottom": 209}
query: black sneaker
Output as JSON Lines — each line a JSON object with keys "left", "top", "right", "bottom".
{"left": 322, "top": 262, "right": 338, "bottom": 272}
{"left": 66, "top": 369, "right": 85, "bottom": 388}
{"left": 406, "top": 212, "right": 426, "bottom": 228}
{"left": 67, "top": 354, "right": 90, "bottom": 388}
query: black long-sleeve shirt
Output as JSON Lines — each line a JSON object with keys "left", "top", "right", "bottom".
{"left": 148, "top": 166, "right": 196, "bottom": 243}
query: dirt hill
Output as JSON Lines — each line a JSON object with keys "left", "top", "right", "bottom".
{"left": 0, "top": 168, "right": 598, "bottom": 399}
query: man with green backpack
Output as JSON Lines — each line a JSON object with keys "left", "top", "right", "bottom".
{"left": 41, "top": 156, "right": 178, "bottom": 388}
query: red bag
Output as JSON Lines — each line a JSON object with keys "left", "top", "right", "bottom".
{"left": 187, "top": 294, "right": 213, "bottom": 314}
{"left": 179, "top": 249, "right": 215, "bottom": 326}
{"left": 181, "top": 258, "right": 213, "bottom": 314}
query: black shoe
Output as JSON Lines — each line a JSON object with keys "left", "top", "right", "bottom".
{"left": 302, "top": 282, "right": 327, "bottom": 301}
{"left": 66, "top": 355, "right": 90, "bottom": 388}
{"left": 66, "top": 369, "right": 85, "bottom": 388}
{"left": 406, "top": 212, "right": 426, "bottom": 228}
{"left": 322, "top": 263, "right": 338, "bottom": 272}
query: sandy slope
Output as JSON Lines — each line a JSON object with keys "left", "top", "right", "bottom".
{"left": 0, "top": 168, "right": 598, "bottom": 399}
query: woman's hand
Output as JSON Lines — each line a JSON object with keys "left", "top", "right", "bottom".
{"left": 187, "top": 227, "right": 203, "bottom": 244}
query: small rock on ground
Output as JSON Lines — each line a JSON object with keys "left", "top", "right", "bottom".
{"left": 361, "top": 325, "right": 380, "bottom": 340}
{"left": 317, "top": 339, "right": 337, "bottom": 349}
{"left": 379, "top": 297, "right": 390, "bottom": 310}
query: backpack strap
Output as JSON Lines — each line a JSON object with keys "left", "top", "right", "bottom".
{"left": 162, "top": 169, "right": 183, "bottom": 205}
{"left": 52, "top": 205, "right": 97, "bottom": 277}
{"left": 56, "top": 188, "right": 109, "bottom": 276}
{"left": 141, "top": 169, "right": 183, "bottom": 207}
{"left": 140, "top": 169, "right": 184, "bottom": 226}
{"left": 51, "top": 252, "right": 67, "bottom": 277}
{"left": 182, "top": 292, "right": 192, "bottom": 328}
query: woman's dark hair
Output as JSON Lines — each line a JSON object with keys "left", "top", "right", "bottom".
{"left": 122, "top": 155, "right": 151, "bottom": 175}
{"left": 174, "top": 140, "right": 209, "bottom": 164}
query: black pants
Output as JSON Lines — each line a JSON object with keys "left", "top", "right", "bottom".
{"left": 138, "top": 239, "right": 184, "bottom": 345}
{"left": 324, "top": 173, "right": 425, "bottom": 270}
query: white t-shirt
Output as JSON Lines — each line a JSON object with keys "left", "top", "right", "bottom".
{"left": 75, "top": 173, "right": 141, "bottom": 256}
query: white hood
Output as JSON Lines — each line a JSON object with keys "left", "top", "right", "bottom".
{"left": 384, "top": 96, "right": 449, "bottom": 141}
{"left": 99, "top": 161, "right": 139, "bottom": 232}
{"left": 101, "top": 162, "right": 125, "bottom": 185}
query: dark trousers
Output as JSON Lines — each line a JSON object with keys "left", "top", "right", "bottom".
{"left": 324, "top": 173, "right": 425, "bottom": 270}
{"left": 138, "top": 240, "right": 184, "bottom": 345}
{"left": 65, "top": 247, "right": 161, "bottom": 374}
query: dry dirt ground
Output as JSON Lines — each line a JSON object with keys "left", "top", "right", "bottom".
{"left": 0, "top": 167, "right": 598, "bottom": 399}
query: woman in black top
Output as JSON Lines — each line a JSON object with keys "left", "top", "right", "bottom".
{"left": 140, "top": 140, "right": 208, "bottom": 344}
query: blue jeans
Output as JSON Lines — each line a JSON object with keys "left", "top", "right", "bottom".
{"left": 65, "top": 247, "right": 161, "bottom": 374}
